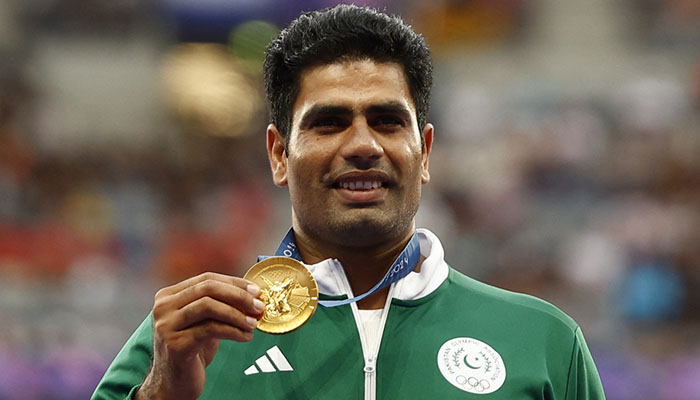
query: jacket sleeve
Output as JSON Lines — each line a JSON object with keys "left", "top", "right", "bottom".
{"left": 565, "top": 327, "right": 606, "bottom": 399}
{"left": 91, "top": 313, "right": 155, "bottom": 400}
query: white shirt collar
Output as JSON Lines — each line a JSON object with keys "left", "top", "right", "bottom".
{"left": 304, "top": 228, "right": 449, "bottom": 301}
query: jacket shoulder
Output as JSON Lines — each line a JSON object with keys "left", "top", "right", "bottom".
{"left": 446, "top": 267, "right": 579, "bottom": 332}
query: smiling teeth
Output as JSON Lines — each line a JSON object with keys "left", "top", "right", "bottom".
{"left": 340, "top": 181, "right": 382, "bottom": 190}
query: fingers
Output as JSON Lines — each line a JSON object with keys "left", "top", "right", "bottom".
{"left": 157, "top": 272, "right": 252, "bottom": 298}
{"left": 192, "top": 320, "right": 255, "bottom": 343}
{"left": 175, "top": 296, "right": 260, "bottom": 332}
{"left": 156, "top": 272, "right": 264, "bottom": 317}
{"left": 152, "top": 271, "right": 266, "bottom": 348}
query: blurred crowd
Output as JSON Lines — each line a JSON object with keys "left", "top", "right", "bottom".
{"left": 1, "top": 0, "right": 699, "bottom": 399}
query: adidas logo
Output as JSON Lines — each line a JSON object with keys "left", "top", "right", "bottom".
{"left": 244, "top": 345, "right": 294, "bottom": 375}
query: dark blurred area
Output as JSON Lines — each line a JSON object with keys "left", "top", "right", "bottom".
{"left": 0, "top": 0, "right": 699, "bottom": 399}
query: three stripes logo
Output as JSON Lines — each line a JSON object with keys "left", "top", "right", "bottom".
{"left": 244, "top": 345, "right": 294, "bottom": 375}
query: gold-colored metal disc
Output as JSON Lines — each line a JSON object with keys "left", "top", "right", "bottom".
{"left": 243, "top": 257, "right": 319, "bottom": 334}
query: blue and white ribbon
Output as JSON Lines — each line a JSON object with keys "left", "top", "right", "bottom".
{"left": 259, "top": 228, "right": 421, "bottom": 308}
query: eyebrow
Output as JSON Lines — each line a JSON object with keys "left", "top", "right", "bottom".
{"left": 365, "top": 101, "right": 412, "bottom": 121}
{"left": 297, "top": 101, "right": 413, "bottom": 128}
{"left": 298, "top": 104, "right": 352, "bottom": 128}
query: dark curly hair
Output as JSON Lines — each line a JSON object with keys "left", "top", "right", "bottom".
{"left": 263, "top": 4, "right": 433, "bottom": 146}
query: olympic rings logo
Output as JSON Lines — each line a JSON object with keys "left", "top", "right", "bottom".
{"left": 456, "top": 375, "right": 491, "bottom": 392}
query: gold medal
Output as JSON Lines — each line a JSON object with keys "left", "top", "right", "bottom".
{"left": 243, "top": 257, "right": 319, "bottom": 334}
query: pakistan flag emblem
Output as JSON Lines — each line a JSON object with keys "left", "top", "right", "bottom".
{"left": 437, "top": 337, "right": 506, "bottom": 394}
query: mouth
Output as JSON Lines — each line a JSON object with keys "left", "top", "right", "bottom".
{"left": 333, "top": 180, "right": 387, "bottom": 190}
{"left": 331, "top": 172, "right": 391, "bottom": 204}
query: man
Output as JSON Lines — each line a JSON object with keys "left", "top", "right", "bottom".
{"left": 93, "top": 5, "right": 605, "bottom": 399}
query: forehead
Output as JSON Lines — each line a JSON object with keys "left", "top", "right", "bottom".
{"left": 292, "top": 59, "right": 415, "bottom": 123}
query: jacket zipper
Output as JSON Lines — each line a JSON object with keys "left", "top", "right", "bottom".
{"left": 332, "top": 260, "right": 395, "bottom": 400}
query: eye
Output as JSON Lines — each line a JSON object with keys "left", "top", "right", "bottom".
{"left": 372, "top": 115, "right": 405, "bottom": 129}
{"left": 315, "top": 118, "right": 340, "bottom": 126}
{"left": 311, "top": 117, "right": 347, "bottom": 132}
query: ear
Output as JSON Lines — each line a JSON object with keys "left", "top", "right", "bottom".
{"left": 420, "top": 123, "right": 433, "bottom": 184}
{"left": 267, "top": 124, "right": 288, "bottom": 186}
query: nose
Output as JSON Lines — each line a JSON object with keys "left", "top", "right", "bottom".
{"left": 339, "top": 118, "right": 384, "bottom": 167}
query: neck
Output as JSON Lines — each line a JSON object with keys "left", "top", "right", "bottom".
{"left": 293, "top": 226, "right": 416, "bottom": 309}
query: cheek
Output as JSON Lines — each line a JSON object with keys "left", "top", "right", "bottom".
{"left": 287, "top": 153, "right": 325, "bottom": 192}
{"left": 287, "top": 161, "right": 308, "bottom": 192}
{"left": 394, "top": 143, "right": 424, "bottom": 176}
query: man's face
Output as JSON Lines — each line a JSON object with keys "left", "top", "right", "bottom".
{"left": 267, "top": 59, "right": 433, "bottom": 247}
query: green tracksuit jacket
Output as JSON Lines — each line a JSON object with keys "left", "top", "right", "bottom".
{"left": 92, "top": 229, "right": 605, "bottom": 399}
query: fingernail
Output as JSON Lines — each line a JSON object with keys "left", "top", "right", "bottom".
{"left": 243, "top": 331, "right": 254, "bottom": 341}
{"left": 247, "top": 284, "right": 260, "bottom": 296}
{"left": 246, "top": 316, "right": 258, "bottom": 328}
{"left": 253, "top": 298, "right": 265, "bottom": 313}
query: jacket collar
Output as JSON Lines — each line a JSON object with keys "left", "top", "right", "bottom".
{"left": 304, "top": 228, "right": 449, "bottom": 301}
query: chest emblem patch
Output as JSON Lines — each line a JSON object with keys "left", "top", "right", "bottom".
{"left": 437, "top": 337, "right": 506, "bottom": 394}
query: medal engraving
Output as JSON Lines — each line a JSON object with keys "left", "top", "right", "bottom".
{"left": 244, "top": 257, "right": 319, "bottom": 334}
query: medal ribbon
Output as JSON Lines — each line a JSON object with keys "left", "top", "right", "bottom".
{"left": 260, "top": 228, "right": 421, "bottom": 308}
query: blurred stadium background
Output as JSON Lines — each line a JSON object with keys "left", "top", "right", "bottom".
{"left": 1, "top": 0, "right": 699, "bottom": 398}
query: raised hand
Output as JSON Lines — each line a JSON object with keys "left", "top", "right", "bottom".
{"left": 135, "top": 272, "right": 264, "bottom": 400}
